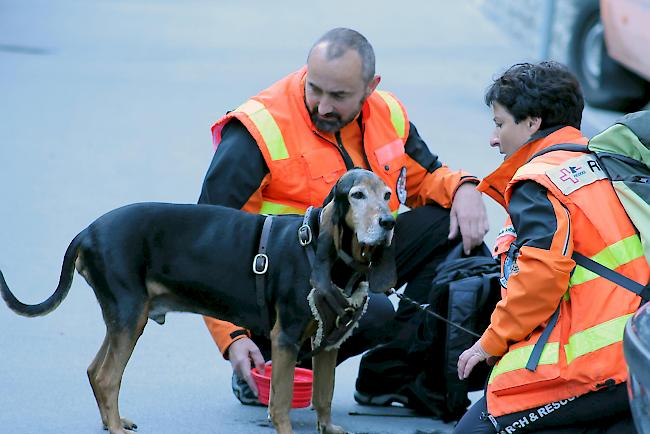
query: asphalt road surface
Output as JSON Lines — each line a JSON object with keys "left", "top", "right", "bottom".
{"left": 0, "top": 1, "right": 624, "bottom": 433}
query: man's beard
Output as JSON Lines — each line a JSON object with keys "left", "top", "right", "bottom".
{"left": 309, "top": 97, "right": 365, "bottom": 133}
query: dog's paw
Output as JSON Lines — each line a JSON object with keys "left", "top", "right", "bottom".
{"left": 120, "top": 418, "right": 137, "bottom": 431}
{"left": 317, "top": 421, "right": 347, "bottom": 434}
{"left": 102, "top": 418, "right": 138, "bottom": 432}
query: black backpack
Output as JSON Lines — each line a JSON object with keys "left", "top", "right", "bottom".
{"left": 404, "top": 243, "right": 501, "bottom": 421}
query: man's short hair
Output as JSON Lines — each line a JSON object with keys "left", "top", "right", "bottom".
{"left": 485, "top": 61, "right": 584, "bottom": 130}
{"left": 310, "top": 28, "right": 375, "bottom": 84}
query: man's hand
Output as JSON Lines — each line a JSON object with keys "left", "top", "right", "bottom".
{"left": 458, "top": 340, "right": 491, "bottom": 380}
{"left": 449, "top": 183, "right": 489, "bottom": 254}
{"left": 227, "top": 337, "right": 266, "bottom": 395}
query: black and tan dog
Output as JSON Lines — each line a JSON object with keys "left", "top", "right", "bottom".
{"left": 0, "top": 168, "right": 397, "bottom": 434}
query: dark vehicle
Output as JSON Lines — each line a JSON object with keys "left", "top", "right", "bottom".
{"left": 568, "top": 0, "right": 650, "bottom": 110}
{"left": 624, "top": 301, "right": 650, "bottom": 434}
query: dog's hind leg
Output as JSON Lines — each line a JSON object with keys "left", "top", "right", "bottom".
{"left": 88, "top": 333, "right": 110, "bottom": 427}
{"left": 91, "top": 307, "right": 148, "bottom": 434}
{"left": 88, "top": 333, "right": 139, "bottom": 433}
{"left": 269, "top": 319, "right": 298, "bottom": 434}
{"left": 312, "top": 349, "right": 346, "bottom": 434}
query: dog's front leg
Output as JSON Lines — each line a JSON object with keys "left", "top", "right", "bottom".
{"left": 312, "top": 349, "right": 346, "bottom": 434}
{"left": 269, "top": 320, "right": 298, "bottom": 434}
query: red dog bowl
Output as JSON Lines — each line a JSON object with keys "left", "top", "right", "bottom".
{"left": 251, "top": 363, "right": 313, "bottom": 408}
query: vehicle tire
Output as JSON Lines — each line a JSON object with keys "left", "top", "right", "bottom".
{"left": 568, "top": 0, "right": 650, "bottom": 111}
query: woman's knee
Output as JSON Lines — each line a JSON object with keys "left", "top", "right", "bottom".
{"left": 453, "top": 397, "right": 497, "bottom": 434}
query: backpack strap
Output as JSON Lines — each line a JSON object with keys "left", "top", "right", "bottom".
{"left": 525, "top": 249, "right": 650, "bottom": 372}
{"left": 526, "top": 303, "right": 561, "bottom": 371}
{"left": 527, "top": 143, "right": 588, "bottom": 162}
{"left": 572, "top": 251, "right": 650, "bottom": 303}
{"left": 618, "top": 111, "right": 650, "bottom": 149}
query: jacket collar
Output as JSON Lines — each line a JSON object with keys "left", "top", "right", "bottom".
{"left": 478, "top": 126, "right": 587, "bottom": 208}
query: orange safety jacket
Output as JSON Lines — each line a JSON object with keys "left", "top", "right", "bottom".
{"left": 205, "top": 66, "right": 476, "bottom": 356}
{"left": 478, "top": 126, "right": 649, "bottom": 416}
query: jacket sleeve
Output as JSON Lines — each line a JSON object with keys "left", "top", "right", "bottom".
{"left": 402, "top": 122, "right": 478, "bottom": 209}
{"left": 203, "top": 317, "right": 252, "bottom": 358}
{"left": 479, "top": 181, "right": 576, "bottom": 357}
{"left": 198, "top": 119, "right": 270, "bottom": 212}
{"left": 199, "top": 119, "right": 268, "bottom": 357}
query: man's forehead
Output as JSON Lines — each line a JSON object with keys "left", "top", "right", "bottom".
{"left": 306, "top": 45, "right": 365, "bottom": 91}
{"left": 305, "top": 73, "right": 355, "bottom": 94}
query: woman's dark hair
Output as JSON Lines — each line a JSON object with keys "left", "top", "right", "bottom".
{"left": 485, "top": 61, "right": 584, "bottom": 130}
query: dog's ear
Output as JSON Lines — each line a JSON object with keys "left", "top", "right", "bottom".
{"left": 310, "top": 174, "right": 352, "bottom": 290}
{"left": 310, "top": 204, "right": 350, "bottom": 313}
{"left": 310, "top": 204, "right": 337, "bottom": 293}
{"left": 323, "top": 171, "right": 356, "bottom": 228}
{"left": 367, "top": 244, "right": 397, "bottom": 294}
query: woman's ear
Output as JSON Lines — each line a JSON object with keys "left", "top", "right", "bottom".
{"left": 528, "top": 116, "right": 542, "bottom": 134}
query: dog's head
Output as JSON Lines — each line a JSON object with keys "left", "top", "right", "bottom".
{"left": 314, "top": 169, "right": 397, "bottom": 294}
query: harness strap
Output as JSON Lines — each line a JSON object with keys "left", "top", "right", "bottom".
{"left": 299, "top": 207, "right": 317, "bottom": 266}
{"left": 343, "top": 272, "right": 364, "bottom": 297}
{"left": 337, "top": 249, "right": 370, "bottom": 274}
{"left": 253, "top": 216, "right": 274, "bottom": 334}
{"left": 297, "top": 207, "right": 320, "bottom": 360}
{"left": 298, "top": 207, "right": 327, "bottom": 361}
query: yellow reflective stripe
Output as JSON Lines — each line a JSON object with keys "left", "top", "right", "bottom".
{"left": 259, "top": 201, "right": 305, "bottom": 215}
{"left": 564, "top": 313, "right": 632, "bottom": 364}
{"left": 260, "top": 202, "right": 393, "bottom": 217}
{"left": 235, "top": 99, "right": 289, "bottom": 161}
{"left": 488, "top": 342, "right": 559, "bottom": 384}
{"left": 376, "top": 91, "right": 406, "bottom": 139}
{"left": 570, "top": 235, "right": 644, "bottom": 286}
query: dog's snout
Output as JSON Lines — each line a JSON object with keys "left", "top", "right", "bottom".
{"left": 379, "top": 215, "right": 395, "bottom": 230}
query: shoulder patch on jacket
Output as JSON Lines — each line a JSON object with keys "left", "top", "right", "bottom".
{"left": 545, "top": 154, "right": 607, "bottom": 195}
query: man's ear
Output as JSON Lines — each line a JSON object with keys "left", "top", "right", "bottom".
{"left": 366, "top": 75, "right": 381, "bottom": 96}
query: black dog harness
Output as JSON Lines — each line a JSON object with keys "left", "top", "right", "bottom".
{"left": 299, "top": 207, "right": 369, "bottom": 359}
{"left": 252, "top": 208, "right": 370, "bottom": 352}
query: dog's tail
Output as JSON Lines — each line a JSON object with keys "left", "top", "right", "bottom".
{"left": 0, "top": 229, "right": 86, "bottom": 317}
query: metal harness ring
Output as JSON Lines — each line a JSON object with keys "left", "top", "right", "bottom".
{"left": 252, "top": 253, "right": 269, "bottom": 274}
{"left": 335, "top": 307, "right": 356, "bottom": 329}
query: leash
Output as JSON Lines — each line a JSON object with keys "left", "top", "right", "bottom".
{"left": 385, "top": 288, "right": 482, "bottom": 339}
